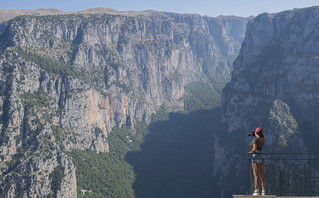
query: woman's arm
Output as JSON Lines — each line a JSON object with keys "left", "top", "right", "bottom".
{"left": 249, "top": 144, "right": 257, "bottom": 154}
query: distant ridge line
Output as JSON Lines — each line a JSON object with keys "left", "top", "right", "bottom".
{"left": 0, "top": 7, "right": 163, "bottom": 22}
{"left": 0, "top": 7, "right": 248, "bottom": 22}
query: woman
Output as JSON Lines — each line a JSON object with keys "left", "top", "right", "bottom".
{"left": 249, "top": 127, "right": 266, "bottom": 196}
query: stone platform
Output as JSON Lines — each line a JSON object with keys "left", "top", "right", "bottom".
{"left": 233, "top": 195, "right": 276, "bottom": 198}
{"left": 233, "top": 195, "right": 319, "bottom": 198}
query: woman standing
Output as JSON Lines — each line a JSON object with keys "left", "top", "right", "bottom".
{"left": 249, "top": 127, "right": 266, "bottom": 196}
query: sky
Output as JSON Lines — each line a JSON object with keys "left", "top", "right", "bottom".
{"left": 1, "top": 0, "right": 319, "bottom": 17}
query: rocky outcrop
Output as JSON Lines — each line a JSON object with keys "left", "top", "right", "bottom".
{"left": 0, "top": 11, "right": 248, "bottom": 197}
{"left": 217, "top": 6, "right": 319, "bottom": 197}
{"left": 268, "top": 100, "right": 303, "bottom": 152}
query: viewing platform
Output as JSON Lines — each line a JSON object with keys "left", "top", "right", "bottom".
{"left": 233, "top": 195, "right": 319, "bottom": 198}
{"left": 234, "top": 153, "right": 319, "bottom": 198}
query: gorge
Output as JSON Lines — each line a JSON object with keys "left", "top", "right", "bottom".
{"left": 0, "top": 9, "right": 247, "bottom": 197}
{"left": 1, "top": 6, "right": 319, "bottom": 198}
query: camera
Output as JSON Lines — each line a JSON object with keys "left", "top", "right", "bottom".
{"left": 248, "top": 131, "right": 255, "bottom": 136}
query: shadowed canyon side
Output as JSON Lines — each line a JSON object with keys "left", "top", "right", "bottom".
{"left": 0, "top": 10, "right": 248, "bottom": 197}
{"left": 218, "top": 6, "right": 319, "bottom": 197}
{"left": 126, "top": 108, "right": 222, "bottom": 198}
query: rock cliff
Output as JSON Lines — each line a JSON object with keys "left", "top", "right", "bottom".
{"left": 0, "top": 11, "right": 248, "bottom": 197}
{"left": 218, "top": 6, "right": 319, "bottom": 197}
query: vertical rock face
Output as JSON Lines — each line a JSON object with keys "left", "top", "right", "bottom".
{"left": 223, "top": 7, "right": 319, "bottom": 147}
{"left": 218, "top": 7, "right": 319, "bottom": 197}
{"left": 0, "top": 11, "right": 248, "bottom": 197}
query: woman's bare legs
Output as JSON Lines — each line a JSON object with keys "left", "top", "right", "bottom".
{"left": 252, "top": 162, "right": 266, "bottom": 194}
{"left": 259, "top": 163, "right": 266, "bottom": 192}
{"left": 252, "top": 162, "right": 260, "bottom": 191}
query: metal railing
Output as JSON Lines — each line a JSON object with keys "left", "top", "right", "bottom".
{"left": 247, "top": 153, "right": 319, "bottom": 196}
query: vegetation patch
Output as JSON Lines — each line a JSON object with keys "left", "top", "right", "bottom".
{"left": 168, "top": 70, "right": 182, "bottom": 82}
{"left": 21, "top": 90, "right": 50, "bottom": 110}
{"left": 69, "top": 122, "right": 148, "bottom": 198}
{"left": 49, "top": 165, "right": 65, "bottom": 197}
{"left": 15, "top": 47, "right": 86, "bottom": 80}
{"left": 183, "top": 81, "right": 221, "bottom": 113}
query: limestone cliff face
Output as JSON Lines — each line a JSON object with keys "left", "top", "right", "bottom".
{"left": 223, "top": 7, "right": 319, "bottom": 148}
{"left": 0, "top": 11, "right": 248, "bottom": 197}
{"left": 218, "top": 7, "right": 319, "bottom": 197}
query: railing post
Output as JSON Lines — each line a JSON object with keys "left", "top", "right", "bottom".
{"left": 280, "top": 171, "right": 283, "bottom": 196}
